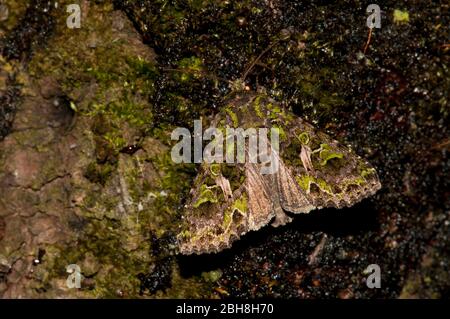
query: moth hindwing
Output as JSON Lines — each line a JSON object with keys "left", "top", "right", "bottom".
{"left": 178, "top": 92, "right": 381, "bottom": 255}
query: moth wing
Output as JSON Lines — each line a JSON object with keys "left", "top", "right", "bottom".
{"left": 246, "top": 93, "right": 381, "bottom": 211}
{"left": 178, "top": 161, "right": 276, "bottom": 255}
{"left": 245, "top": 162, "right": 277, "bottom": 231}
{"left": 274, "top": 150, "right": 316, "bottom": 213}
{"left": 279, "top": 117, "right": 381, "bottom": 210}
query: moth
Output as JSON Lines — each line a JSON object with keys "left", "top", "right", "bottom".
{"left": 176, "top": 88, "right": 381, "bottom": 255}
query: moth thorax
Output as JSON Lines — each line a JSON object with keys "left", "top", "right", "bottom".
{"left": 230, "top": 79, "right": 249, "bottom": 92}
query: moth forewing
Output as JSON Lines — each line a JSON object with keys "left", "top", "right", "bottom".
{"left": 244, "top": 162, "right": 277, "bottom": 231}
{"left": 277, "top": 112, "right": 382, "bottom": 209}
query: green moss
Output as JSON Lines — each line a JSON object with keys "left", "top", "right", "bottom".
{"left": 393, "top": 9, "right": 410, "bottom": 24}
{"left": 176, "top": 56, "right": 204, "bottom": 81}
{"left": 93, "top": 138, "right": 118, "bottom": 170}
{"left": 28, "top": 2, "right": 157, "bottom": 156}
{"left": 292, "top": 68, "right": 345, "bottom": 123}
{"left": 126, "top": 56, "right": 159, "bottom": 80}
{"left": 152, "top": 151, "right": 196, "bottom": 226}
{"left": 201, "top": 270, "right": 222, "bottom": 283}
{"left": 46, "top": 216, "right": 151, "bottom": 298}
{"left": 22, "top": 0, "right": 221, "bottom": 298}
{"left": 0, "top": 0, "right": 30, "bottom": 31}
{"left": 69, "top": 101, "right": 78, "bottom": 112}
{"left": 166, "top": 264, "right": 216, "bottom": 298}
{"left": 104, "top": 131, "right": 126, "bottom": 151}
{"left": 84, "top": 162, "right": 115, "bottom": 186}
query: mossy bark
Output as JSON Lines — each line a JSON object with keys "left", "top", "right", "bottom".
{"left": 0, "top": 0, "right": 448, "bottom": 298}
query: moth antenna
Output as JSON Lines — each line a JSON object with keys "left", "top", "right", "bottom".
{"left": 161, "top": 39, "right": 279, "bottom": 91}
{"left": 161, "top": 67, "right": 232, "bottom": 85}
{"left": 240, "top": 40, "right": 279, "bottom": 83}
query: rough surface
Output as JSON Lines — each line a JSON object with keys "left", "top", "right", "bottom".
{"left": 0, "top": 0, "right": 448, "bottom": 298}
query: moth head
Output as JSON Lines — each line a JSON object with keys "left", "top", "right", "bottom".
{"left": 229, "top": 78, "right": 250, "bottom": 93}
{"left": 229, "top": 40, "right": 279, "bottom": 94}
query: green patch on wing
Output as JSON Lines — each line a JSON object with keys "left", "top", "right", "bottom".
{"left": 209, "top": 163, "right": 221, "bottom": 176}
{"left": 225, "top": 107, "right": 239, "bottom": 127}
{"left": 295, "top": 163, "right": 376, "bottom": 199}
{"left": 232, "top": 194, "right": 248, "bottom": 214}
{"left": 271, "top": 125, "right": 287, "bottom": 141}
{"left": 296, "top": 175, "right": 333, "bottom": 194}
{"left": 252, "top": 95, "right": 265, "bottom": 118}
{"left": 193, "top": 184, "right": 218, "bottom": 208}
{"left": 221, "top": 194, "right": 248, "bottom": 237}
{"left": 298, "top": 132, "right": 310, "bottom": 145}
{"left": 316, "top": 143, "right": 344, "bottom": 166}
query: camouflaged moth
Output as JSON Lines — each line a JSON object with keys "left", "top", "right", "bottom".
{"left": 176, "top": 89, "right": 381, "bottom": 255}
